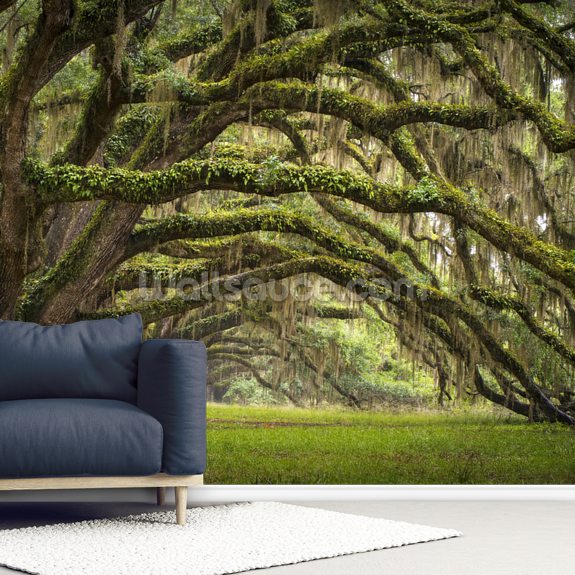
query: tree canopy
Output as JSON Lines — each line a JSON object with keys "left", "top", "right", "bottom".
{"left": 2, "top": 0, "right": 575, "bottom": 421}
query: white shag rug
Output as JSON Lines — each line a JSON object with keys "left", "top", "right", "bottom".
{"left": 0, "top": 502, "right": 462, "bottom": 575}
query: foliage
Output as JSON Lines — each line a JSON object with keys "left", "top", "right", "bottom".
{"left": 222, "top": 375, "right": 286, "bottom": 406}
{"left": 2, "top": 0, "right": 575, "bottom": 423}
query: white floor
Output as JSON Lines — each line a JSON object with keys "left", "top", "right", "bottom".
{"left": 0, "top": 500, "right": 573, "bottom": 575}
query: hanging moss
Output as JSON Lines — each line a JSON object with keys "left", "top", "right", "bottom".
{"left": 5, "top": 0, "right": 575, "bottom": 418}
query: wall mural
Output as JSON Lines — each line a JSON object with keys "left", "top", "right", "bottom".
{"left": 1, "top": 0, "right": 575, "bottom": 484}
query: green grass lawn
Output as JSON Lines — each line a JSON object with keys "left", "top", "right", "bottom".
{"left": 205, "top": 403, "right": 575, "bottom": 484}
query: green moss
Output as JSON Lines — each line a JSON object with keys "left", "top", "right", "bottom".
{"left": 18, "top": 203, "right": 111, "bottom": 321}
{"left": 25, "top": 156, "right": 413, "bottom": 208}
{"left": 469, "top": 284, "right": 517, "bottom": 310}
{"left": 24, "top": 149, "right": 575, "bottom": 295}
{"left": 144, "top": 21, "right": 222, "bottom": 72}
{"left": 405, "top": 176, "right": 445, "bottom": 206}
{"left": 104, "top": 105, "right": 161, "bottom": 167}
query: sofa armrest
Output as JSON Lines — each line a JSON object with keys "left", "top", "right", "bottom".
{"left": 137, "top": 340, "right": 207, "bottom": 475}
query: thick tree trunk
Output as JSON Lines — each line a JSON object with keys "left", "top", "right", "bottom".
{"left": 0, "top": 0, "right": 74, "bottom": 317}
{"left": 32, "top": 204, "right": 143, "bottom": 324}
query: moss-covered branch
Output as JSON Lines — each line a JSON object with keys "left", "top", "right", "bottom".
{"left": 244, "top": 80, "right": 514, "bottom": 136}
{"left": 109, "top": 236, "right": 300, "bottom": 293}
{"left": 91, "top": 247, "right": 574, "bottom": 422}
{"left": 391, "top": 1, "right": 575, "bottom": 152}
{"left": 144, "top": 21, "right": 222, "bottom": 72}
{"left": 469, "top": 285, "right": 575, "bottom": 365}
{"left": 422, "top": 287, "right": 574, "bottom": 423}
{"left": 313, "top": 194, "right": 440, "bottom": 287}
{"left": 128, "top": 77, "right": 511, "bottom": 166}
{"left": 28, "top": 156, "right": 417, "bottom": 207}
{"left": 502, "top": 0, "right": 575, "bottom": 72}
{"left": 156, "top": 235, "right": 298, "bottom": 263}
{"left": 128, "top": 206, "right": 408, "bottom": 281}
{"left": 30, "top": 1, "right": 164, "bottom": 91}
{"left": 28, "top": 157, "right": 575, "bottom": 292}
{"left": 84, "top": 256, "right": 369, "bottom": 322}
{"left": 181, "top": 308, "right": 244, "bottom": 340}
{"left": 474, "top": 366, "right": 536, "bottom": 419}
{"left": 209, "top": 352, "right": 303, "bottom": 406}
{"left": 195, "top": 1, "right": 310, "bottom": 82}
{"left": 55, "top": 38, "right": 130, "bottom": 166}
{"left": 130, "top": 15, "right": 406, "bottom": 106}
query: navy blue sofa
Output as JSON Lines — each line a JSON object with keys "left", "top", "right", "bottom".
{"left": 0, "top": 313, "right": 206, "bottom": 525}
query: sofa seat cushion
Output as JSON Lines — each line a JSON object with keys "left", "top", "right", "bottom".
{"left": 0, "top": 399, "right": 163, "bottom": 478}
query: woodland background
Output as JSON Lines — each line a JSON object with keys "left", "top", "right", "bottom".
{"left": 1, "top": 0, "right": 575, "bottom": 482}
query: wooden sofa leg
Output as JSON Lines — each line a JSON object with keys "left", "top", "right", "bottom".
{"left": 156, "top": 487, "right": 166, "bottom": 506}
{"left": 175, "top": 486, "right": 188, "bottom": 526}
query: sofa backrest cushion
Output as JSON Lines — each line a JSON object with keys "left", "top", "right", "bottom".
{"left": 0, "top": 314, "right": 142, "bottom": 403}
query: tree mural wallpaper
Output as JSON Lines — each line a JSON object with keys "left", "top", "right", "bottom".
{"left": 1, "top": 0, "right": 575, "bottom": 483}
